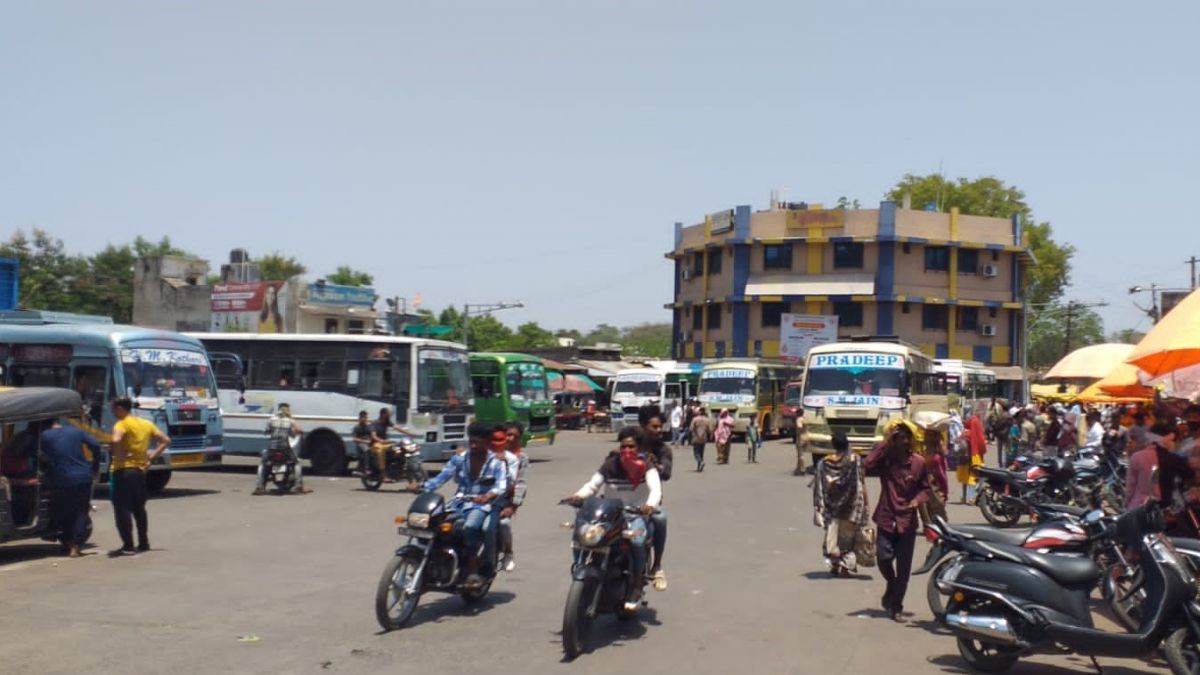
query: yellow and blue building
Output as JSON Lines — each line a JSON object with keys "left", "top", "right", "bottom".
{"left": 667, "top": 200, "right": 1032, "bottom": 367}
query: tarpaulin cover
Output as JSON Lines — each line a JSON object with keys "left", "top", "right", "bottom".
{"left": 0, "top": 387, "right": 83, "bottom": 424}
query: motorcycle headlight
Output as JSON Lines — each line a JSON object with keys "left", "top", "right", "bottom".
{"left": 401, "top": 439, "right": 419, "bottom": 452}
{"left": 408, "top": 513, "right": 430, "bottom": 529}
{"left": 577, "top": 523, "right": 608, "bottom": 547}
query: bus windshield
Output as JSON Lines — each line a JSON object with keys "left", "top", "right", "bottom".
{"left": 418, "top": 348, "right": 473, "bottom": 409}
{"left": 120, "top": 348, "right": 216, "bottom": 399}
{"left": 700, "top": 369, "right": 756, "bottom": 397}
{"left": 803, "top": 352, "right": 905, "bottom": 399}
{"left": 505, "top": 362, "right": 548, "bottom": 406}
{"left": 613, "top": 378, "right": 661, "bottom": 396}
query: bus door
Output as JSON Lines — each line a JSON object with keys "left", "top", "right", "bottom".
{"left": 70, "top": 361, "right": 111, "bottom": 425}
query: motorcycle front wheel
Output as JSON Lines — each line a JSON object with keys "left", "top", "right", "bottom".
{"left": 978, "top": 490, "right": 1021, "bottom": 527}
{"left": 359, "top": 456, "right": 383, "bottom": 491}
{"left": 1165, "top": 626, "right": 1200, "bottom": 675}
{"left": 926, "top": 554, "right": 959, "bottom": 620}
{"left": 375, "top": 556, "right": 422, "bottom": 631}
{"left": 562, "top": 577, "right": 599, "bottom": 660}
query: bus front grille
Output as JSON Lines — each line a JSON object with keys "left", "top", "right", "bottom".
{"left": 827, "top": 420, "right": 878, "bottom": 438}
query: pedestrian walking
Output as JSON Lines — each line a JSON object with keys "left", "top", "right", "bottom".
{"left": 917, "top": 422, "right": 949, "bottom": 527}
{"left": 813, "top": 431, "right": 868, "bottom": 576}
{"left": 584, "top": 399, "right": 597, "bottom": 433}
{"left": 108, "top": 397, "right": 171, "bottom": 556}
{"left": 864, "top": 419, "right": 932, "bottom": 622}
{"left": 746, "top": 417, "right": 761, "bottom": 463}
{"left": 956, "top": 411, "right": 986, "bottom": 504}
{"left": 669, "top": 403, "right": 685, "bottom": 446}
{"left": 688, "top": 408, "right": 713, "bottom": 472}
{"left": 39, "top": 417, "right": 101, "bottom": 557}
{"left": 714, "top": 409, "right": 734, "bottom": 464}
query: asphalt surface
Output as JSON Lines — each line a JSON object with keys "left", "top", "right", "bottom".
{"left": 0, "top": 431, "right": 1169, "bottom": 674}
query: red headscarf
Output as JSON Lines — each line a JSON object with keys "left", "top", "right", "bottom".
{"left": 619, "top": 448, "right": 648, "bottom": 488}
{"left": 491, "top": 430, "right": 509, "bottom": 454}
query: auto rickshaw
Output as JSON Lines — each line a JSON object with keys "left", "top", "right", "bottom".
{"left": 0, "top": 386, "right": 94, "bottom": 545}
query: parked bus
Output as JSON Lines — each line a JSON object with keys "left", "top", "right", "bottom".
{"left": 781, "top": 379, "right": 804, "bottom": 436}
{"left": 698, "top": 359, "right": 802, "bottom": 436}
{"left": 934, "top": 359, "right": 997, "bottom": 417}
{"left": 469, "top": 353, "right": 556, "bottom": 446}
{"left": 609, "top": 361, "right": 701, "bottom": 432}
{"left": 799, "top": 337, "right": 948, "bottom": 465}
{"left": 1, "top": 315, "right": 224, "bottom": 492}
{"left": 189, "top": 333, "right": 473, "bottom": 472}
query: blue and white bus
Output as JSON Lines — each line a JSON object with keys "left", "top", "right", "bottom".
{"left": 188, "top": 333, "right": 475, "bottom": 472}
{"left": 0, "top": 313, "right": 224, "bottom": 492}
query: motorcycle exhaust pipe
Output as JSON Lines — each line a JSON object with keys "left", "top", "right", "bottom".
{"left": 944, "top": 613, "right": 1018, "bottom": 645}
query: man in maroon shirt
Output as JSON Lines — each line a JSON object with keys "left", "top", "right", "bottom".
{"left": 864, "top": 419, "right": 932, "bottom": 622}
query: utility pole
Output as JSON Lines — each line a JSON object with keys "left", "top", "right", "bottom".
{"left": 461, "top": 302, "right": 524, "bottom": 349}
{"left": 1187, "top": 256, "right": 1199, "bottom": 290}
{"left": 1056, "top": 299, "right": 1109, "bottom": 359}
{"left": 1128, "top": 284, "right": 1161, "bottom": 323}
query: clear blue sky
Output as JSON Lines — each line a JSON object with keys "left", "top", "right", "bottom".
{"left": 2, "top": 2, "right": 1197, "bottom": 333}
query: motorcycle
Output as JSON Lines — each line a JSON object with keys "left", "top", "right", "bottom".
{"left": 374, "top": 491, "right": 499, "bottom": 631}
{"left": 358, "top": 435, "right": 424, "bottom": 491}
{"left": 265, "top": 434, "right": 302, "bottom": 493}
{"left": 560, "top": 496, "right": 656, "bottom": 660}
{"left": 973, "top": 457, "right": 1077, "bottom": 527}
{"left": 931, "top": 503, "right": 1200, "bottom": 674}
{"left": 1071, "top": 444, "right": 1126, "bottom": 513}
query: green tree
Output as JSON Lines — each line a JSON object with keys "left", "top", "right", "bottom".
{"left": 257, "top": 253, "right": 307, "bottom": 281}
{"left": 87, "top": 243, "right": 138, "bottom": 322}
{"left": 466, "top": 314, "right": 514, "bottom": 350}
{"left": 326, "top": 265, "right": 373, "bottom": 287}
{"left": 1028, "top": 303, "right": 1105, "bottom": 369}
{"left": 133, "top": 235, "right": 194, "bottom": 258}
{"left": 583, "top": 323, "right": 622, "bottom": 345}
{"left": 503, "top": 322, "right": 556, "bottom": 351}
{"left": 886, "top": 174, "right": 1074, "bottom": 306}
{"left": 1108, "top": 328, "right": 1146, "bottom": 345}
{"left": 620, "top": 323, "right": 672, "bottom": 357}
{"left": 0, "top": 229, "right": 92, "bottom": 313}
{"left": 554, "top": 328, "right": 583, "bottom": 342}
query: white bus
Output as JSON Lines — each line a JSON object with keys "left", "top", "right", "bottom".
{"left": 188, "top": 333, "right": 474, "bottom": 473}
{"left": 799, "top": 338, "right": 948, "bottom": 464}
{"left": 608, "top": 361, "right": 701, "bottom": 432}
{"left": 934, "top": 359, "right": 998, "bottom": 417}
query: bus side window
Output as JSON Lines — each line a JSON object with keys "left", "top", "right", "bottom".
{"left": 72, "top": 365, "right": 108, "bottom": 422}
{"left": 345, "top": 362, "right": 363, "bottom": 393}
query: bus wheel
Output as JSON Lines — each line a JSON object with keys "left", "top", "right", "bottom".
{"left": 145, "top": 471, "right": 172, "bottom": 494}
{"left": 307, "top": 432, "right": 347, "bottom": 476}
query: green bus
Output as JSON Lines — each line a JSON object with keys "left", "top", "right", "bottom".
{"left": 469, "top": 353, "right": 556, "bottom": 446}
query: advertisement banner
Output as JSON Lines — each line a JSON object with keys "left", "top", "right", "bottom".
{"left": 306, "top": 283, "right": 376, "bottom": 307}
{"left": 211, "top": 281, "right": 289, "bottom": 333}
{"left": 779, "top": 314, "right": 838, "bottom": 361}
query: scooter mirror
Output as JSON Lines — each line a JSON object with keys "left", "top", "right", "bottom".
{"left": 1084, "top": 509, "right": 1104, "bottom": 524}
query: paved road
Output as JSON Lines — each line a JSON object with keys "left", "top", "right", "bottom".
{"left": 0, "top": 431, "right": 1168, "bottom": 674}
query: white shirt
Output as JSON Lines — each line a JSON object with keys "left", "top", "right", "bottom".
{"left": 670, "top": 407, "right": 683, "bottom": 429}
{"left": 574, "top": 466, "right": 662, "bottom": 509}
{"left": 1086, "top": 422, "right": 1105, "bottom": 447}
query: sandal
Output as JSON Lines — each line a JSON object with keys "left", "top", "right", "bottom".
{"left": 652, "top": 569, "right": 668, "bottom": 591}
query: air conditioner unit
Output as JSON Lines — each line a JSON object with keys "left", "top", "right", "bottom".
{"left": 982, "top": 264, "right": 999, "bottom": 278}
{"left": 980, "top": 324, "right": 998, "bottom": 337}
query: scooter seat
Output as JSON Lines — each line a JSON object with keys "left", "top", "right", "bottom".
{"left": 1035, "top": 503, "right": 1088, "bottom": 518}
{"left": 974, "top": 466, "right": 1023, "bottom": 483}
{"left": 951, "top": 524, "right": 1034, "bottom": 548}
{"left": 976, "top": 541, "right": 1099, "bottom": 585}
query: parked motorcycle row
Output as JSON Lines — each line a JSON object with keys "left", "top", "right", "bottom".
{"left": 919, "top": 492, "right": 1200, "bottom": 673}
{"left": 973, "top": 442, "right": 1126, "bottom": 528}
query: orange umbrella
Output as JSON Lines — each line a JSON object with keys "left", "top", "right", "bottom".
{"left": 1127, "top": 288, "right": 1200, "bottom": 378}
{"left": 1094, "top": 361, "right": 1155, "bottom": 399}
{"left": 1043, "top": 343, "right": 1136, "bottom": 382}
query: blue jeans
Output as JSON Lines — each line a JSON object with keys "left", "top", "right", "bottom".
{"left": 671, "top": 427, "right": 685, "bottom": 445}
{"left": 461, "top": 507, "right": 498, "bottom": 575}
{"left": 650, "top": 508, "right": 667, "bottom": 571}
{"left": 627, "top": 515, "right": 651, "bottom": 592}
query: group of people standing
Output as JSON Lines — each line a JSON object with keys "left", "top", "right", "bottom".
{"left": 666, "top": 401, "right": 762, "bottom": 472}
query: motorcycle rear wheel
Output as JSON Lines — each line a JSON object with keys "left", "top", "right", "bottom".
{"left": 562, "top": 578, "right": 598, "bottom": 660}
{"left": 460, "top": 575, "right": 493, "bottom": 604}
{"left": 949, "top": 597, "right": 1020, "bottom": 673}
{"left": 978, "top": 490, "right": 1021, "bottom": 527}
{"left": 926, "top": 555, "right": 959, "bottom": 620}
{"left": 375, "top": 556, "right": 422, "bottom": 631}
{"left": 1165, "top": 626, "right": 1200, "bottom": 675}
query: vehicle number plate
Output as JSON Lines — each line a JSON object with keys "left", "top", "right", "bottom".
{"left": 398, "top": 527, "right": 433, "bottom": 539}
{"left": 171, "top": 453, "right": 203, "bottom": 466}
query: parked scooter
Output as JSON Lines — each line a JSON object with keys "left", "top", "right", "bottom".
{"left": 930, "top": 503, "right": 1200, "bottom": 674}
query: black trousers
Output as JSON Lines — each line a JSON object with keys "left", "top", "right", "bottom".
{"left": 877, "top": 529, "right": 917, "bottom": 612}
{"left": 51, "top": 483, "right": 91, "bottom": 547}
{"left": 111, "top": 469, "right": 149, "bottom": 550}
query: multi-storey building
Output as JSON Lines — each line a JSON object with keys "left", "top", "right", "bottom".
{"left": 667, "top": 200, "right": 1032, "bottom": 366}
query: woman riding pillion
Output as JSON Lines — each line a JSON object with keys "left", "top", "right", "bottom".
{"left": 813, "top": 431, "right": 868, "bottom": 576}
{"left": 564, "top": 427, "right": 662, "bottom": 612}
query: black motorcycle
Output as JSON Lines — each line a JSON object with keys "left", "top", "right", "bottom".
{"left": 930, "top": 503, "right": 1200, "bottom": 674}
{"left": 265, "top": 435, "right": 302, "bottom": 493}
{"left": 358, "top": 435, "right": 424, "bottom": 491}
{"left": 560, "top": 496, "right": 656, "bottom": 659}
{"left": 974, "top": 457, "right": 1077, "bottom": 527}
{"left": 374, "top": 492, "right": 499, "bottom": 631}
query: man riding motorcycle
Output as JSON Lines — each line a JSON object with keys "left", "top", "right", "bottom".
{"left": 370, "top": 407, "right": 420, "bottom": 490}
{"left": 253, "top": 403, "right": 311, "bottom": 495}
{"left": 422, "top": 422, "right": 508, "bottom": 589}
{"left": 564, "top": 426, "right": 662, "bottom": 612}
